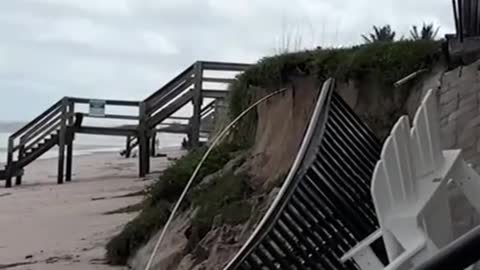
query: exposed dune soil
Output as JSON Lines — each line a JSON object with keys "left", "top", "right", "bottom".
{"left": 129, "top": 77, "right": 322, "bottom": 270}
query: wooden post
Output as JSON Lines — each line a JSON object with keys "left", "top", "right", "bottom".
{"left": 57, "top": 98, "right": 68, "bottom": 184}
{"left": 5, "top": 138, "right": 14, "bottom": 188}
{"left": 138, "top": 102, "right": 150, "bottom": 177}
{"left": 150, "top": 131, "right": 157, "bottom": 157}
{"left": 15, "top": 144, "right": 24, "bottom": 186}
{"left": 125, "top": 136, "right": 131, "bottom": 158}
{"left": 191, "top": 61, "right": 203, "bottom": 148}
{"left": 66, "top": 101, "right": 74, "bottom": 182}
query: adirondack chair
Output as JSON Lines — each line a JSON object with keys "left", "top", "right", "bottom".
{"left": 340, "top": 89, "right": 480, "bottom": 270}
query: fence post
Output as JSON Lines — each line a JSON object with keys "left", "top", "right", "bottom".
{"left": 150, "top": 131, "right": 157, "bottom": 157}
{"left": 125, "top": 136, "right": 132, "bottom": 158}
{"left": 66, "top": 100, "right": 75, "bottom": 182}
{"left": 57, "top": 98, "right": 68, "bottom": 184}
{"left": 191, "top": 61, "right": 203, "bottom": 148}
{"left": 5, "top": 138, "right": 14, "bottom": 187}
{"left": 15, "top": 142, "right": 24, "bottom": 186}
{"left": 138, "top": 102, "right": 150, "bottom": 177}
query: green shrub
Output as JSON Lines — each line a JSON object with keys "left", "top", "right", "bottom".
{"left": 228, "top": 40, "right": 442, "bottom": 145}
{"left": 106, "top": 143, "right": 242, "bottom": 265}
{"left": 191, "top": 172, "right": 252, "bottom": 228}
{"left": 106, "top": 201, "right": 170, "bottom": 265}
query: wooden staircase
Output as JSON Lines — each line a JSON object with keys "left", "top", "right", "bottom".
{"left": 0, "top": 98, "right": 77, "bottom": 187}
{"left": 0, "top": 61, "right": 250, "bottom": 187}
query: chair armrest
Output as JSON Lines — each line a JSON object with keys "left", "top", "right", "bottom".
{"left": 341, "top": 229, "right": 382, "bottom": 262}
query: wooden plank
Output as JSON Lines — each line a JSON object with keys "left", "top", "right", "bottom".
{"left": 191, "top": 62, "right": 203, "bottom": 147}
{"left": 66, "top": 135, "right": 73, "bottom": 182}
{"left": 138, "top": 102, "right": 148, "bottom": 177}
{"left": 148, "top": 90, "right": 195, "bottom": 128}
{"left": 460, "top": 0, "right": 465, "bottom": 41}
{"left": 477, "top": 0, "right": 480, "bottom": 34}
{"left": 66, "top": 102, "right": 75, "bottom": 182}
{"left": 167, "top": 116, "right": 191, "bottom": 121}
{"left": 157, "top": 124, "right": 190, "bottom": 134}
{"left": 202, "top": 77, "right": 235, "bottom": 84}
{"left": 76, "top": 126, "right": 137, "bottom": 137}
{"left": 138, "top": 133, "right": 149, "bottom": 177}
{"left": 7, "top": 138, "right": 13, "bottom": 166}
{"left": 15, "top": 144, "right": 24, "bottom": 185}
{"left": 200, "top": 100, "right": 216, "bottom": 117}
{"left": 125, "top": 136, "right": 132, "bottom": 158}
{"left": 201, "top": 61, "right": 251, "bottom": 71}
{"left": 201, "top": 100, "right": 216, "bottom": 110}
{"left": 83, "top": 113, "right": 139, "bottom": 121}
{"left": 144, "top": 64, "right": 195, "bottom": 103}
{"left": 453, "top": 0, "right": 460, "bottom": 36}
{"left": 201, "top": 107, "right": 215, "bottom": 118}
{"left": 69, "top": 97, "right": 140, "bottom": 107}
{"left": 202, "top": 89, "right": 228, "bottom": 99}
{"left": 201, "top": 109, "right": 215, "bottom": 120}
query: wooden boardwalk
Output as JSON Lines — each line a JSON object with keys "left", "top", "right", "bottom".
{"left": 0, "top": 61, "right": 250, "bottom": 187}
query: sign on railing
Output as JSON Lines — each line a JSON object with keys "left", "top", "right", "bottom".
{"left": 89, "top": 99, "right": 106, "bottom": 117}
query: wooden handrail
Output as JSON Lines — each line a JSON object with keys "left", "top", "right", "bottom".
{"left": 68, "top": 97, "right": 140, "bottom": 107}
{"left": 148, "top": 90, "right": 194, "bottom": 128}
{"left": 144, "top": 64, "right": 195, "bottom": 104}
{"left": 147, "top": 77, "right": 194, "bottom": 115}
{"left": 23, "top": 121, "right": 61, "bottom": 153}
{"left": 201, "top": 100, "right": 216, "bottom": 116}
{"left": 81, "top": 113, "right": 139, "bottom": 121}
{"left": 202, "top": 77, "right": 235, "bottom": 84}
{"left": 201, "top": 61, "right": 251, "bottom": 71}
{"left": 202, "top": 89, "right": 228, "bottom": 99}
{"left": 201, "top": 110, "right": 214, "bottom": 120}
{"left": 10, "top": 99, "right": 62, "bottom": 139}
{"left": 20, "top": 113, "right": 62, "bottom": 145}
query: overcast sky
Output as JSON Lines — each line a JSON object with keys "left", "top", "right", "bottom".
{"left": 0, "top": 0, "right": 455, "bottom": 121}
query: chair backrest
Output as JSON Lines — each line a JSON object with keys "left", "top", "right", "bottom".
{"left": 371, "top": 89, "right": 446, "bottom": 261}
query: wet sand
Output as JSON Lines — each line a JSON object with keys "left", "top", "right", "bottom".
{"left": 0, "top": 150, "right": 183, "bottom": 269}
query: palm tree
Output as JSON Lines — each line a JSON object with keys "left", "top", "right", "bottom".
{"left": 410, "top": 23, "right": 440, "bottom": 41}
{"left": 362, "top": 25, "right": 396, "bottom": 43}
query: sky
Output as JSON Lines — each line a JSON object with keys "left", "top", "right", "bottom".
{"left": 0, "top": 0, "right": 456, "bottom": 121}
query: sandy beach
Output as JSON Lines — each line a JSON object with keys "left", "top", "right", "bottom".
{"left": 0, "top": 150, "right": 183, "bottom": 270}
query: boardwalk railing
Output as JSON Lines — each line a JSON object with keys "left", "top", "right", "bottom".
{"left": 3, "top": 97, "right": 141, "bottom": 187}
{"left": 1, "top": 61, "right": 250, "bottom": 187}
{"left": 125, "top": 61, "right": 250, "bottom": 160}
{"left": 5, "top": 98, "right": 69, "bottom": 187}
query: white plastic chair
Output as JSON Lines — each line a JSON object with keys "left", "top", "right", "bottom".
{"left": 341, "top": 89, "right": 480, "bottom": 270}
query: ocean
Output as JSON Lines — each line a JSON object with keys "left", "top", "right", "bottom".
{"left": 0, "top": 132, "right": 185, "bottom": 164}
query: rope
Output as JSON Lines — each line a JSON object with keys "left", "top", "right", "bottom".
{"left": 144, "top": 88, "right": 288, "bottom": 270}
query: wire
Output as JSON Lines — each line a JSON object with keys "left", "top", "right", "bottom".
{"left": 144, "top": 88, "right": 288, "bottom": 270}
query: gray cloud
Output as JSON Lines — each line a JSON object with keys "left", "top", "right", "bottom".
{"left": 0, "top": 0, "right": 455, "bottom": 120}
